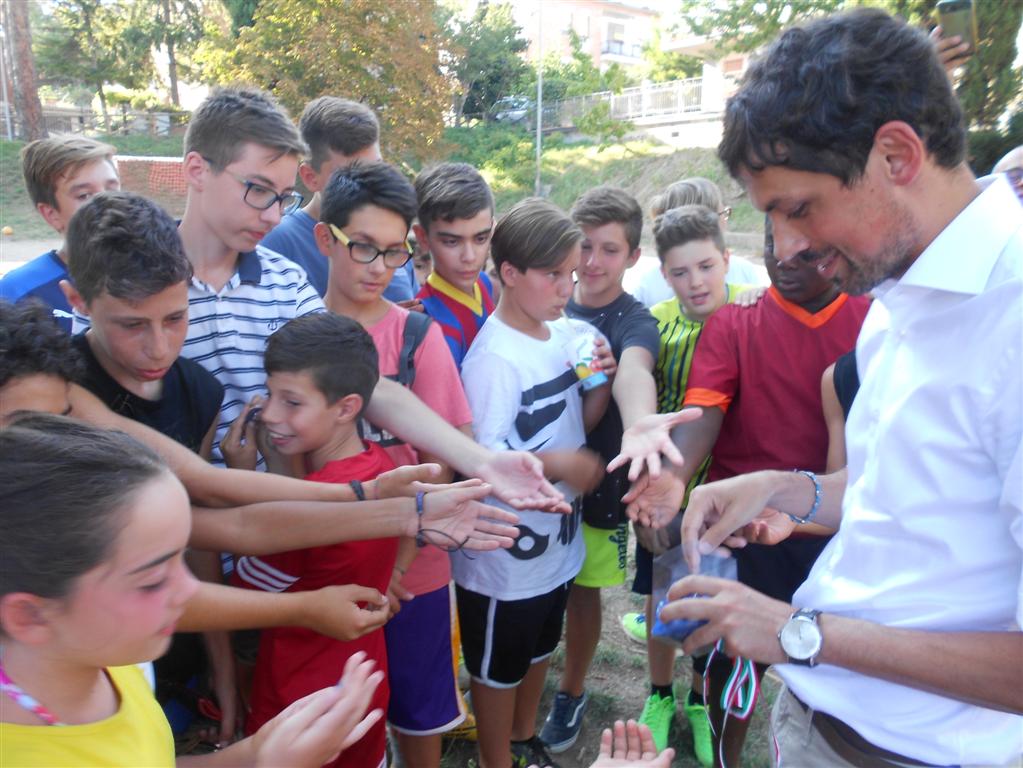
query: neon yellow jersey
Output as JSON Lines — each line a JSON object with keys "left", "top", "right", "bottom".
{"left": 650, "top": 283, "right": 748, "bottom": 501}
{"left": 0, "top": 665, "right": 173, "bottom": 768}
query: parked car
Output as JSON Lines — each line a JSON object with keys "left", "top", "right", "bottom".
{"left": 490, "top": 97, "right": 532, "bottom": 125}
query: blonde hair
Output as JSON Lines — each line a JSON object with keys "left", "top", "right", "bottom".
{"left": 649, "top": 177, "right": 723, "bottom": 219}
{"left": 21, "top": 135, "right": 116, "bottom": 209}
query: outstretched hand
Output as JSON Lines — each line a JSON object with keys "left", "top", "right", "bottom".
{"left": 528, "top": 720, "right": 674, "bottom": 768}
{"left": 417, "top": 481, "right": 521, "bottom": 550}
{"left": 622, "top": 470, "right": 686, "bottom": 530}
{"left": 478, "top": 451, "right": 570, "bottom": 513}
{"left": 608, "top": 410, "right": 701, "bottom": 481}
{"left": 252, "top": 652, "right": 384, "bottom": 767}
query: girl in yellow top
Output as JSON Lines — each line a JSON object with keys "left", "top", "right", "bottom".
{"left": 0, "top": 415, "right": 384, "bottom": 768}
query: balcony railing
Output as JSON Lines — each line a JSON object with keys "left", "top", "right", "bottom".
{"left": 544, "top": 77, "right": 707, "bottom": 130}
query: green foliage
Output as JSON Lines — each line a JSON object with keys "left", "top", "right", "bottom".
{"left": 439, "top": 2, "right": 530, "bottom": 122}
{"left": 676, "top": 0, "right": 1020, "bottom": 130}
{"left": 221, "top": 0, "right": 260, "bottom": 33}
{"left": 35, "top": 0, "right": 156, "bottom": 101}
{"left": 519, "top": 30, "right": 634, "bottom": 103}
{"left": 967, "top": 110, "right": 1023, "bottom": 174}
{"left": 953, "top": 1, "right": 1023, "bottom": 128}
{"left": 195, "top": 0, "right": 450, "bottom": 164}
{"left": 574, "top": 101, "right": 633, "bottom": 152}
{"left": 643, "top": 27, "right": 703, "bottom": 83}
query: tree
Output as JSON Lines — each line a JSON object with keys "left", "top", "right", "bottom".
{"left": 221, "top": 0, "right": 259, "bottom": 34}
{"left": 439, "top": 1, "right": 530, "bottom": 124}
{"left": 519, "top": 29, "right": 633, "bottom": 103}
{"left": 643, "top": 27, "right": 702, "bottom": 83}
{"left": 675, "top": 0, "right": 1021, "bottom": 129}
{"left": 954, "top": 0, "right": 1022, "bottom": 129}
{"left": 149, "top": 0, "right": 205, "bottom": 107}
{"left": 197, "top": 0, "right": 450, "bottom": 163}
{"left": 34, "top": 0, "right": 155, "bottom": 130}
{"left": 4, "top": 0, "right": 46, "bottom": 139}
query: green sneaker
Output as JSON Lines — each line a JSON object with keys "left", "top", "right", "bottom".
{"left": 620, "top": 612, "right": 647, "bottom": 646}
{"left": 684, "top": 691, "right": 714, "bottom": 768}
{"left": 638, "top": 692, "right": 675, "bottom": 753}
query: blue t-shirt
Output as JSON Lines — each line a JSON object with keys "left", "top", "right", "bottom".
{"left": 261, "top": 209, "right": 419, "bottom": 301}
{"left": 0, "top": 250, "right": 74, "bottom": 332}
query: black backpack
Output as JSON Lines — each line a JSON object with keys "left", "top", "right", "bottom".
{"left": 396, "top": 310, "right": 432, "bottom": 388}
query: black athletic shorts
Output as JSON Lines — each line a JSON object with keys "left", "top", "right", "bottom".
{"left": 456, "top": 580, "right": 572, "bottom": 687}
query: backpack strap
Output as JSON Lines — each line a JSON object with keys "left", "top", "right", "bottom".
{"left": 397, "top": 310, "right": 433, "bottom": 388}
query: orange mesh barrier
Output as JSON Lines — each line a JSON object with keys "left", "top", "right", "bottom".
{"left": 114, "top": 156, "right": 187, "bottom": 218}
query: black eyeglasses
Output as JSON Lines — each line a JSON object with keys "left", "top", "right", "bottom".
{"left": 205, "top": 158, "right": 304, "bottom": 213}
{"left": 328, "top": 223, "right": 412, "bottom": 268}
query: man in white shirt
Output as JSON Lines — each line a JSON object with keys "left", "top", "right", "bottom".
{"left": 648, "top": 7, "right": 1022, "bottom": 767}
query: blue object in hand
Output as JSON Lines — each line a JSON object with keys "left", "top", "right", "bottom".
{"left": 653, "top": 596, "right": 705, "bottom": 643}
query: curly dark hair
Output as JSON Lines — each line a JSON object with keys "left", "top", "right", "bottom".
{"left": 718, "top": 7, "right": 966, "bottom": 185}
{"left": 0, "top": 300, "right": 83, "bottom": 389}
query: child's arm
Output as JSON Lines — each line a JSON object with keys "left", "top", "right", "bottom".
{"left": 821, "top": 362, "right": 847, "bottom": 473}
{"left": 368, "top": 377, "right": 568, "bottom": 512}
{"left": 190, "top": 481, "right": 520, "bottom": 555}
{"left": 178, "top": 652, "right": 384, "bottom": 768}
{"left": 538, "top": 449, "right": 605, "bottom": 495}
{"left": 582, "top": 380, "right": 612, "bottom": 434}
{"left": 177, "top": 581, "right": 389, "bottom": 640}
{"left": 69, "top": 384, "right": 356, "bottom": 506}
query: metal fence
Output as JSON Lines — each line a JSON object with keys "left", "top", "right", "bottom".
{"left": 545, "top": 77, "right": 706, "bottom": 130}
{"left": 1, "top": 103, "right": 190, "bottom": 140}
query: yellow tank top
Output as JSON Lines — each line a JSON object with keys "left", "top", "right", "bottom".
{"left": 0, "top": 664, "right": 174, "bottom": 767}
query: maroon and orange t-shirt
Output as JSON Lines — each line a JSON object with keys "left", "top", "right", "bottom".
{"left": 684, "top": 287, "right": 870, "bottom": 482}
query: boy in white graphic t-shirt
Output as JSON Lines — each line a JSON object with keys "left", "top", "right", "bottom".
{"left": 458, "top": 197, "right": 609, "bottom": 768}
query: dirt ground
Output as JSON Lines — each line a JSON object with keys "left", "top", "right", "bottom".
{"left": 439, "top": 531, "right": 779, "bottom": 768}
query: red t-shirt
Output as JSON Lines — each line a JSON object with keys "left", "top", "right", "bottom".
{"left": 233, "top": 442, "right": 398, "bottom": 768}
{"left": 684, "top": 287, "right": 870, "bottom": 481}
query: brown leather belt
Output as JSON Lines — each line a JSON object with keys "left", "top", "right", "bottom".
{"left": 791, "top": 691, "right": 944, "bottom": 768}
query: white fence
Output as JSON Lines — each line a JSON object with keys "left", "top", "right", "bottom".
{"left": 545, "top": 77, "right": 709, "bottom": 130}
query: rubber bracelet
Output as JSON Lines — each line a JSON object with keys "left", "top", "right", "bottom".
{"left": 414, "top": 491, "right": 426, "bottom": 548}
{"left": 349, "top": 480, "right": 366, "bottom": 501}
{"left": 787, "top": 470, "right": 821, "bottom": 525}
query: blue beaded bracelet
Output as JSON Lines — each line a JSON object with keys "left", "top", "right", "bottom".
{"left": 787, "top": 470, "right": 821, "bottom": 525}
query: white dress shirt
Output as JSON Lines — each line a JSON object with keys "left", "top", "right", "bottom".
{"left": 779, "top": 176, "right": 1023, "bottom": 765}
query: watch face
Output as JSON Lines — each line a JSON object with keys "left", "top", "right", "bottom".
{"left": 780, "top": 616, "right": 822, "bottom": 660}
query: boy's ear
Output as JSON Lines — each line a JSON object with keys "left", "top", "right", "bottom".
{"left": 721, "top": 247, "right": 731, "bottom": 270}
{"left": 626, "top": 246, "right": 642, "bottom": 269}
{"left": 36, "top": 202, "right": 66, "bottom": 234}
{"left": 411, "top": 223, "right": 429, "bottom": 251}
{"left": 332, "top": 393, "right": 364, "bottom": 424}
{"left": 499, "top": 261, "right": 519, "bottom": 287}
{"left": 297, "top": 161, "right": 321, "bottom": 194}
{"left": 182, "top": 151, "right": 208, "bottom": 191}
{"left": 0, "top": 593, "right": 57, "bottom": 645}
{"left": 313, "top": 221, "right": 335, "bottom": 257}
{"left": 60, "top": 279, "right": 89, "bottom": 316}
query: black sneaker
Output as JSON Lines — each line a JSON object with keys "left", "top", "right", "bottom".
{"left": 511, "top": 735, "right": 561, "bottom": 768}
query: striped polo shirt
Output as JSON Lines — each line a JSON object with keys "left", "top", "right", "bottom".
{"left": 183, "top": 246, "right": 324, "bottom": 464}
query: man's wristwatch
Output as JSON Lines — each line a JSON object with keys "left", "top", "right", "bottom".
{"left": 778, "top": 608, "right": 823, "bottom": 667}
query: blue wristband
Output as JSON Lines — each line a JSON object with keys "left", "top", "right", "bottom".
{"left": 787, "top": 470, "right": 821, "bottom": 525}
{"left": 414, "top": 491, "right": 426, "bottom": 548}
